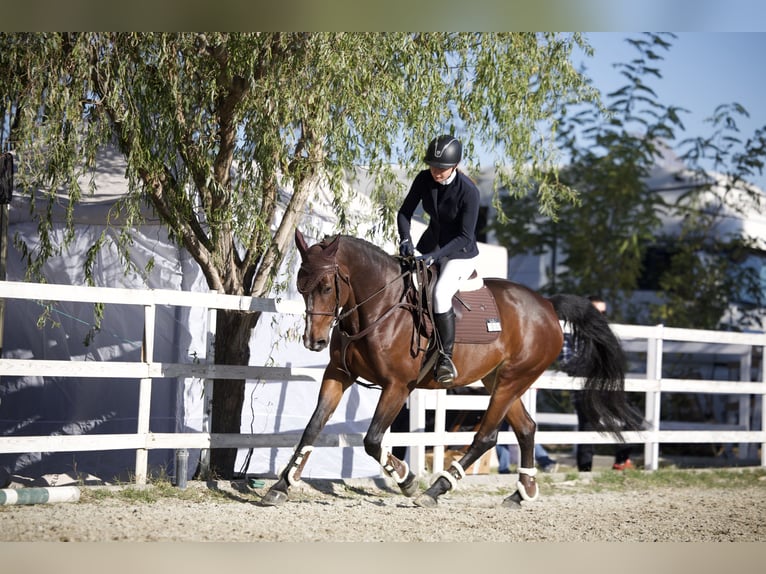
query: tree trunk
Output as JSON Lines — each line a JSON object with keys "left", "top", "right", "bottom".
{"left": 208, "top": 309, "right": 260, "bottom": 478}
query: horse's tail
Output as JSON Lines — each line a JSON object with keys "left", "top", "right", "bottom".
{"left": 548, "top": 294, "right": 643, "bottom": 439}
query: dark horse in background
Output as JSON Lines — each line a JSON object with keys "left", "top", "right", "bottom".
{"left": 261, "top": 230, "right": 639, "bottom": 507}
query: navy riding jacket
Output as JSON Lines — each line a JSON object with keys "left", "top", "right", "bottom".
{"left": 397, "top": 169, "right": 480, "bottom": 261}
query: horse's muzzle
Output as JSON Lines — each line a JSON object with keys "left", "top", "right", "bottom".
{"left": 303, "top": 334, "right": 329, "bottom": 352}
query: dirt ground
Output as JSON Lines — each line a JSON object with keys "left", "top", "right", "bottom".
{"left": 2, "top": 467, "right": 765, "bottom": 543}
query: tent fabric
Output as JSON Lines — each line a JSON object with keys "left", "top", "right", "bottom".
{"left": 0, "top": 218, "right": 206, "bottom": 481}
{"left": 0, "top": 151, "right": 394, "bottom": 481}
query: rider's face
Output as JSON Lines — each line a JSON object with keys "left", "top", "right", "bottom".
{"left": 429, "top": 165, "right": 455, "bottom": 184}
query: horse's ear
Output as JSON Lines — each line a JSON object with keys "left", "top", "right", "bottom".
{"left": 295, "top": 228, "right": 310, "bottom": 260}
{"left": 324, "top": 235, "right": 340, "bottom": 258}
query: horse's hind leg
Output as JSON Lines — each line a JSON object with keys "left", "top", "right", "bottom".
{"left": 261, "top": 369, "right": 351, "bottom": 506}
{"left": 501, "top": 398, "right": 540, "bottom": 508}
{"left": 414, "top": 372, "right": 541, "bottom": 508}
{"left": 414, "top": 379, "right": 511, "bottom": 507}
{"left": 414, "top": 425, "right": 500, "bottom": 507}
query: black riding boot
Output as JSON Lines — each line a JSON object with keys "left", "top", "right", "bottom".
{"left": 434, "top": 309, "right": 457, "bottom": 386}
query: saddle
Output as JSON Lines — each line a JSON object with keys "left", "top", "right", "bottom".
{"left": 408, "top": 261, "right": 501, "bottom": 347}
{"left": 406, "top": 261, "right": 501, "bottom": 384}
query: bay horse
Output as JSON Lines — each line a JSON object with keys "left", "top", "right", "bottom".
{"left": 261, "top": 229, "right": 637, "bottom": 507}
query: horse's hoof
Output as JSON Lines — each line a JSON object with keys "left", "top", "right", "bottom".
{"left": 399, "top": 474, "right": 419, "bottom": 498}
{"left": 501, "top": 491, "right": 524, "bottom": 509}
{"left": 413, "top": 493, "right": 438, "bottom": 508}
{"left": 260, "top": 488, "right": 289, "bottom": 507}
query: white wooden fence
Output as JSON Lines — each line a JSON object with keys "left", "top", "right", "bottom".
{"left": 0, "top": 281, "right": 764, "bottom": 485}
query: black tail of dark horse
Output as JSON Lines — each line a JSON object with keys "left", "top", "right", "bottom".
{"left": 549, "top": 294, "right": 643, "bottom": 439}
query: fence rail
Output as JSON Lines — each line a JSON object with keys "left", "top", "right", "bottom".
{"left": 1, "top": 280, "right": 764, "bottom": 484}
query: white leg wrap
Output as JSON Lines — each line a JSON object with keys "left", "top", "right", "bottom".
{"left": 391, "top": 459, "right": 410, "bottom": 484}
{"left": 517, "top": 479, "right": 539, "bottom": 502}
{"left": 380, "top": 449, "right": 411, "bottom": 484}
{"left": 287, "top": 445, "right": 313, "bottom": 487}
{"left": 449, "top": 460, "right": 466, "bottom": 480}
{"left": 381, "top": 455, "right": 411, "bottom": 485}
{"left": 431, "top": 460, "right": 465, "bottom": 492}
{"left": 516, "top": 465, "right": 539, "bottom": 501}
{"left": 434, "top": 470, "right": 458, "bottom": 491}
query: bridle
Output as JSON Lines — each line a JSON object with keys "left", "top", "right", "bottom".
{"left": 297, "top": 262, "right": 348, "bottom": 323}
{"left": 298, "top": 254, "right": 419, "bottom": 378}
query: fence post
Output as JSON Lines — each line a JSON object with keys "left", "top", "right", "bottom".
{"left": 524, "top": 387, "right": 537, "bottom": 421}
{"left": 738, "top": 349, "right": 753, "bottom": 459}
{"left": 198, "top": 292, "right": 217, "bottom": 478}
{"left": 408, "top": 390, "right": 428, "bottom": 475}
{"left": 431, "top": 389, "right": 448, "bottom": 473}
{"left": 644, "top": 324, "right": 663, "bottom": 471}
{"left": 135, "top": 303, "right": 156, "bottom": 484}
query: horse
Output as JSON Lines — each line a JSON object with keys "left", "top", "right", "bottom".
{"left": 260, "top": 229, "right": 638, "bottom": 507}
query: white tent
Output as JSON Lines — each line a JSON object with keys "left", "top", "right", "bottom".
{"left": 1, "top": 148, "right": 209, "bottom": 482}
{"left": 0, "top": 148, "right": 387, "bottom": 481}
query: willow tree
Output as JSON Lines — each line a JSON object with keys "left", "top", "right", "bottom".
{"left": 0, "top": 32, "right": 597, "bottom": 477}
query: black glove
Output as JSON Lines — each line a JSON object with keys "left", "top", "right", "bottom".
{"left": 399, "top": 239, "right": 414, "bottom": 258}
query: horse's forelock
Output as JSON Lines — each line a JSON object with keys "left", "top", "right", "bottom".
{"left": 296, "top": 239, "right": 339, "bottom": 294}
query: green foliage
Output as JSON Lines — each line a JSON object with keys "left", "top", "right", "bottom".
{"left": 81, "top": 474, "right": 237, "bottom": 504}
{"left": 649, "top": 230, "right": 764, "bottom": 330}
{"left": 492, "top": 33, "right": 766, "bottom": 328}
{"left": 494, "top": 34, "right": 676, "bottom": 318}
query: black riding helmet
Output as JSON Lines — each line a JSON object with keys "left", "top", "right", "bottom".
{"left": 424, "top": 135, "right": 462, "bottom": 168}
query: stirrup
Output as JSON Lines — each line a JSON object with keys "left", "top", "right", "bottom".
{"left": 435, "top": 354, "right": 457, "bottom": 385}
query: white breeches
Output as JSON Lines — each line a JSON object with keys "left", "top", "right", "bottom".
{"left": 432, "top": 257, "right": 478, "bottom": 313}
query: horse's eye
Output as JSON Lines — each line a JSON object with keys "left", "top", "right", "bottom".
{"left": 320, "top": 285, "right": 333, "bottom": 295}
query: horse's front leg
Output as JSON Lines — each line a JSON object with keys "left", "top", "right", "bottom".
{"left": 260, "top": 368, "right": 351, "bottom": 507}
{"left": 363, "top": 384, "right": 420, "bottom": 498}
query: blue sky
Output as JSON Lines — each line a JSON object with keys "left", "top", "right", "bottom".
{"left": 577, "top": 32, "right": 766, "bottom": 188}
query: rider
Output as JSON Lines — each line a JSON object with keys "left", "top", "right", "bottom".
{"left": 397, "top": 134, "right": 481, "bottom": 385}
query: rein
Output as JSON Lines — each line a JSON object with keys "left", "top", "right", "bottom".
{"left": 300, "top": 261, "right": 414, "bottom": 331}
{"left": 298, "top": 235, "right": 438, "bottom": 387}
{"left": 343, "top": 265, "right": 418, "bottom": 383}
{"left": 336, "top": 269, "right": 411, "bottom": 337}
{"left": 301, "top": 255, "right": 423, "bottom": 382}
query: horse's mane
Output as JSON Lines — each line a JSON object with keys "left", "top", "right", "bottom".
{"left": 322, "top": 234, "right": 399, "bottom": 272}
